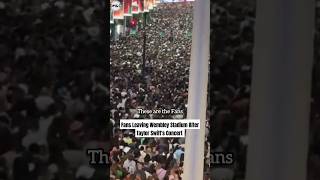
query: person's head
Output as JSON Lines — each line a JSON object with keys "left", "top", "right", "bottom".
{"left": 137, "top": 162, "right": 144, "bottom": 170}
{"left": 128, "top": 154, "right": 134, "bottom": 161}
{"left": 115, "top": 155, "right": 122, "bottom": 164}
{"left": 134, "top": 149, "right": 141, "bottom": 158}
{"left": 170, "top": 167, "right": 177, "bottom": 175}
{"left": 146, "top": 146, "right": 152, "bottom": 154}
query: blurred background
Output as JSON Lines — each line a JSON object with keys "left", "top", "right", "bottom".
{"left": 210, "top": 0, "right": 320, "bottom": 180}
{"left": 0, "top": 0, "right": 108, "bottom": 179}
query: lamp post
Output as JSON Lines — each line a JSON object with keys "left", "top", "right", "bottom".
{"left": 142, "top": 12, "right": 147, "bottom": 78}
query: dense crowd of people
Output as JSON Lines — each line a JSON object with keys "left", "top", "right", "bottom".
{"left": 110, "top": 2, "right": 212, "bottom": 180}
{"left": 110, "top": 3, "right": 192, "bottom": 121}
{"left": 0, "top": 0, "right": 108, "bottom": 179}
{"left": 210, "top": 0, "right": 255, "bottom": 179}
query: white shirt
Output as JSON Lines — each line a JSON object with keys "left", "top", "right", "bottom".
{"left": 123, "top": 159, "right": 136, "bottom": 174}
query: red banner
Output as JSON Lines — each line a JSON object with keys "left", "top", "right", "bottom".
{"left": 123, "top": 0, "right": 132, "bottom": 16}
{"left": 137, "top": 0, "right": 144, "bottom": 13}
{"left": 139, "top": 0, "right": 144, "bottom": 13}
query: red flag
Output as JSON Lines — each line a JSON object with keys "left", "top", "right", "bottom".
{"left": 138, "top": 0, "right": 144, "bottom": 13}
{"left": 123, "top": 0, "right": 132, "bottom": 16}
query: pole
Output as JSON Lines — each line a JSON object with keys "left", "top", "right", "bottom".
{"left": 115, "top": 20, "right": 119, "bottom": 40}
{"left": 142, "top": 12, "right": 147, "bottom": 78}
{"left": 124, "top": 16, "right": 127, "bottom": 36}
{"left": 246, "top": 0, "right": 314, "bottom": 180}
{"left": 183, "top": 0, "right": 210, "bottom": 179}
